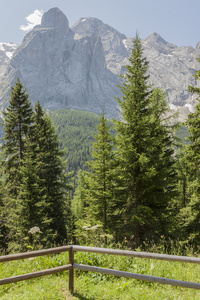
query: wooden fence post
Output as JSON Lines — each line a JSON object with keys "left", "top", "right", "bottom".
{"left": 68, "top": 246, "right": 74, "bottom": 293}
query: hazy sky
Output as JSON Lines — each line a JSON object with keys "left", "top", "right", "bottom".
{"left": 0, "top": 0, "right": 199, "bottom": 47}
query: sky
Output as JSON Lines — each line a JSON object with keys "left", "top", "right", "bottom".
{"left": 0, "top": 0, "right": 199, "bottom": 48}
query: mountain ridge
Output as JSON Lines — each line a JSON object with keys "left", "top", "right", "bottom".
{"left": 0, "top": 7, "right": 199, "bottom": 121}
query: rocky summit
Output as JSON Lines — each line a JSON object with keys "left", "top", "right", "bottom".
{"left": 0, "top": 7, "right": 200, "bottom": 121}
{"left": 0, "top": 8, "right": 121, "bottom": 119}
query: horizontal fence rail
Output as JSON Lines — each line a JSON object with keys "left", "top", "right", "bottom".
{"left": 1, "top": 245, "right": 200, "bottom": 293}
{"left": 0, "top": 265, "right": 72, "bottom": 286}
{"left": 0, "top": 245, "right": 71, "bottom": 263}
{"left": 72, "top": 245, "right": 200, "bottom": 264}
{"left": 74, "top": 263, "right": 200, "bottom": 290}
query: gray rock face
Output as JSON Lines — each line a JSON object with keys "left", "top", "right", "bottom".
{"left": 41, "top": 7, "right": 69, "bottom": 31}
{"left": 142, "top": 33, "right": 199, "bottom": 119}
{"left": 72, "top": 18, "right": 128, "bottom": 74}
{"left": 0, "top": 7, "right": 200, "bottom": 121}
{"left": 0, "top": 8, "right": 121, "bottom": 119}
{"left": 73, "top": 20, "right": 200, "bottom": 121}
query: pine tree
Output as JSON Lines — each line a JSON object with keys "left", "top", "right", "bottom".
{"left": 146, "top": 88, "right": 178, "bottom": 237}
{"left": 114, "top": 35, "right": 177, "bottom": 246}
{"left": 30, "top": 101, "right": 69, "bottom": 246}
{"left": 180, "top": 64, "right": 200, "bottom": 244}
{"left": 2, "top": 78, "right": 33, "bottom": 196}
{"left": 14, "top": 136, "right": 45, "bottom": 250}
{"left": 1, "top": 79, "right": 34, "bottom": 251}
{"left": 75, "top": 112, "right": 117, "bottom": 244}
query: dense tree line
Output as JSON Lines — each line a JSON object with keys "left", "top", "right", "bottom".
{"left": 1, "top": 34, "right": 200, "bottom": 253}
{"left": 0, "top": 80, "right": 72, "bottom": 252}
{"left": 50, "top": 109, "right": 115, "bottom": 174}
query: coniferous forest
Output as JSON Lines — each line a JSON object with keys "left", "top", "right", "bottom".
{"left": 1, "top": 34, "right": 200, "bottom": 254}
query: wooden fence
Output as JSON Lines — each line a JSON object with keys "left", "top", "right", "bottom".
{"left": 1, "top": 245, "right": 200, "bottom": 293}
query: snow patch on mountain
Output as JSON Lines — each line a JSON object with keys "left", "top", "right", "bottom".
{"left": 0, "top": 43, "right": 18, "bottom": 58}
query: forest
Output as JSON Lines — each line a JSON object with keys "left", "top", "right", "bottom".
{"left": 0, "top": 34, "right": 200, "bottom": 254}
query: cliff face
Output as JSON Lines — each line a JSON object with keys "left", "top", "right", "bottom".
{"left": 0, "top": 8, "right": 121, "bottom": 119}
{"left": 73, "top": 20, "right": 200, "bottom": 119}
{"left": 0, "top": 7, "right": 200, "bottom": 120}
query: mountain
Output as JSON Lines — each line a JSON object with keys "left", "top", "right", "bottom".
{"left": 142, "top": 32, "right": 199, "bottom": 119}
{"left": 0, "top": 7, "right": 200, "bottom": 121}
{"left": 73, "top": 20, "right": 200, "bottom": 120}
{"left": 0, "top": 8, "right": 121, "bottom": 119}
{"left": 72, "top": 17, "right": 128, "bottom": 74}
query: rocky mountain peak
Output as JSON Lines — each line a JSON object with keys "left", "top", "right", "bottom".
{"left": 72, "top": 17, "right": 126, "bottom": 40}
{"left": 39, "top": 7, "right": 69, "bottom": 34}
{"left": 146, "top": 32, "right": 169, "bottom": 44}
{"left": 72, "top": 17, "right": 128, "bottom": 74}
{"left": 143, "top": 32, "right": 177, "bottom": 54}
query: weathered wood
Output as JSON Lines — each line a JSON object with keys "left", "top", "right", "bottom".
{"left": 1, "top": 245, "right": 200, "bottom": 291}
{"left": 0, "top": 246, "right": 71, "bottom": 263}
{"left": 74, "top": 263, "right": 200, "bottom": 290}
{"left": 0, "top": 264, "right": 72, "bottom": 285}
{"left": 72, "top": 245, "right": 200, "bottom": 264}
{"left": 2, "top": 245, "right": 200, "bottom": 264}
{"left": 68, "top": 246, "right": 74, "bottom": 293}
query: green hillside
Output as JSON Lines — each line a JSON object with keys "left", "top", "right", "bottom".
{"left": 49, "top": 109, "right": 102, "bottom": 174}
{"left": 50, "top": 109, "right": 190, "bottom": 176}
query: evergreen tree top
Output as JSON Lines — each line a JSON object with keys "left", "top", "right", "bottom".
{"left": 116, "top": 34, "right": 152, "bottom": 124}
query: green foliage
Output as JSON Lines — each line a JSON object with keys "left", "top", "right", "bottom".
{"left": 30, "top": 102, "right": 69, "bottom": 247}
{"left": 0, "top": 152, "right": 8, "bottom": 252}
{"left": 50, "top": 109, "right": 101, "bottom": 174}
{"left": 179, "top": 59, "right": 200, "bottom": 245}
{"left": 1, "top": 81, "right": 72, "bottom": 252}
{"left": 73, "top": 113, "right": 119, "bottom": 245}
{"left": 2, "top": 78, "right": 33, "bottom": 196}
{"left": 113, "top": 35, "right": 178, "bottom": 246}
{"left": 85, "top": 113, "right": 116, "bottom": 242}
{"left": 72, "top": 170, "right": 88, "bottom": 220}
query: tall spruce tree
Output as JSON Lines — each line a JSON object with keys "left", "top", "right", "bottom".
{"left": 2, "top": 79, "right": 34, "bottom": 251}
{"left": 180, "top": 59, "right": 200, "bottom": 245}
{"left": 114, "top": 35, "right": 177, "bottom": 246}
{"left": 75, "top": 112, "right": 117, "bottom": 244}
{"left": 29, "top": 101, "right": 69, "bottom": 246}
{"left": 3, "top": 78, "right": 33, "bottom": 196}
{"left": 14, "top": 136, "right": 45, "bottom": 250}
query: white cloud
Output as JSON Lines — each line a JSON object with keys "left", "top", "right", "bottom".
{"left": 20, "top": 9, "right": 43, "bottom": 32}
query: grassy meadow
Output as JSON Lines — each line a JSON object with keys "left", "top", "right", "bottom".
{"left": 1, "top": 245, "right": 200, "bottom": 300}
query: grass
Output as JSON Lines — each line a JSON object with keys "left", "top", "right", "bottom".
{"left": 1, "top": 246, "right": 200, "bottom": 299}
